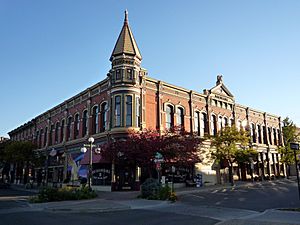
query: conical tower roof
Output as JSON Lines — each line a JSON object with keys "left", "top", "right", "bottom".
{"left": 110, "top": 10, "right": 142, "bottom": 61}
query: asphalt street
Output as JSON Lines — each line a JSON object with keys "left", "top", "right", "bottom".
{"left": 0, "top": 210, "right": 218, "bottom": 225}
{"left": 179, "top": 179, "right": 300, "bottom": 212}
{"left": 0, "top": 179, "right": 300, "bottom": 225}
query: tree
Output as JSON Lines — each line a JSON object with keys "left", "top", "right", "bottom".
{"left": 3, "top": 141, "right": 39, "bottom": 183}
{"left": 278, "top": 117, "right": 300, "bottom": 178}
{"left": 210, "top": 126, "right": 256, "bottom": 186}
{"left": 101, "top": 128, "right": 202, "bottom": 178}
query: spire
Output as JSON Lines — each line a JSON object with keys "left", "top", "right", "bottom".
{"left": 124, "top": 9, "right": 128, "bottom": 24}
{"left": 110, "top": 10, "right": 142, "bottom": 61}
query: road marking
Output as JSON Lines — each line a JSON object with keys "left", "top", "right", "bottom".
{"left": 188, "top": 194, "right": 205, "bottom": 199}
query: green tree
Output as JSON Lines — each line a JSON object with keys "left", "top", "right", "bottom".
{"left": 278, "top": 117, "right": 300, "bottom": 178}
{"left": 210, "top": 126, "right": 256, "bottom": 186}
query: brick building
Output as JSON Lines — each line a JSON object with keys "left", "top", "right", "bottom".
{"left": 8, "top": 11, "right": 285, "bottom": 190}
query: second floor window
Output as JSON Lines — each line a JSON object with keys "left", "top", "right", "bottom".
{"left": 166, "top": 105, "right": 174, "bottom": 130}
{"left": 60, "top": 120, "right": 65, "bottom": 142}
{"left": 115, "top": 96, "right": 121, "bottom": 127}
{"left": 201, "top": 113, "right": 208, "bottom": 136}
{"left": 67, "top": 117, "right": 72, "bottom": 141}
{"left": 92, "top": 106, "right": 99, "bottom": 134}
{"left": 100, "top": 102, "right": 108, "bottom": 132}
{"left": 55, "top": 122, "right": 59, "bottom": 143}
{"left": 194, "top": 111, "right": 200, "bottom": 136}
{"left": 136, "top": 97, "right": 140, "bottom": 127}
{"left": 44, "top": 127, "right": 48, "bottom": 147}
{"left": 74, "top": 114, "right": 80, "bottom": 139}
{"left": 126, "top": 96, "right": 133, "bottom": 127}
{"left": 211, "top": 115, "right": 217, "bottom": 136}
{"left": 82, "top": 110, "right": 88, "bottom": 137}
{"left": 176, "top": 107, "right": 184, "bottom": 129}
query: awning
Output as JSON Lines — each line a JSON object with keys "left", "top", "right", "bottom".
{"left": 80, "top": 149, "right": 110, "bottom": 165}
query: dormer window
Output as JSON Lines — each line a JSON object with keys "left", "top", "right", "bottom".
{"left": 116, "top": 69, "right": 121, "bottom": 80}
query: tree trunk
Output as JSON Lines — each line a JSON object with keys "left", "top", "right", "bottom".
{"left": 229, "top": 162, "right": 234, "bottom": 186}
{"left": 287, "top": 164, "right": 290, "bottom": 179}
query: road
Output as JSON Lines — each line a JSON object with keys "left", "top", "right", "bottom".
{"left": 179, "top": 179, "right": 300, "bottom": 211}
{"left": 0, "top": 179, "right": 299, "bottom": 225}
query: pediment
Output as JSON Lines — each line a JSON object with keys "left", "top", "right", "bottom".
{"left": 210, "top": 84, "right": 234, "bottom": 98}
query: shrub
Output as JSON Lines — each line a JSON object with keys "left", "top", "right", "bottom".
{"left": 140, "top": 178, "right": 160, "bottom": 199}
{"left": 140, "top": 179, "right": 177, "bottom": 202}
{"left": 29, "top": 186, "right": 97, "bottom": 203}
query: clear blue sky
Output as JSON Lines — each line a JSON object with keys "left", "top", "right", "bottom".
{"left": 1, "top": 0, "right": 300, "bottom": 137}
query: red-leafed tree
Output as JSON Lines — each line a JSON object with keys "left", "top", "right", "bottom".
{"left": 101, "top": 128, "right": 202, "bottom": 177}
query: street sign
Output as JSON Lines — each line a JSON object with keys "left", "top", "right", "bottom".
{"left": 154, "top": 158, "right": 164, "bottom": 163}
{"left": 155, "top": 152, "right": 163, "bottom": 159}
{"left": 290, "top": 143, "right": 299, "bottom": 150}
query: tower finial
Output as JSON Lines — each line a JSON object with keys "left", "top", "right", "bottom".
{"left": 124, "top": 9, "right": 128, "bottom": 24}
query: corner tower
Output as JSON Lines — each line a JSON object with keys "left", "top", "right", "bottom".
{"left": 108, "top": 11, "right": 146, "bottom": 130}
{"left": 109, "top": 10, "right": 145, "bottom": 85}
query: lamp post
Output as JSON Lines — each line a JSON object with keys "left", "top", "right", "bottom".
{"left": 290, "top": 142, "right": 300, "bottom": 200}
{"left": 81, "top": 137, "right": 101, "bottom": 190}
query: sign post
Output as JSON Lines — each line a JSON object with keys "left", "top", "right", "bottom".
{"left": 290, "top": 142, "right": 300, "bottom": 200}
{"left": 154, "top": 152, "right": 164, "bottom": 183}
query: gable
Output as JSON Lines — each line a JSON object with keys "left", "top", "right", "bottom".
{"left": 210, "top": 84, "right": 234, "bottom": 98}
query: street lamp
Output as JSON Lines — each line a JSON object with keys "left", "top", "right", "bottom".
{"left": 290, "top": 142, "right": 300, "bottom": 200}
{"left": 81, "top": 137, "right": 101, "bottom": 190}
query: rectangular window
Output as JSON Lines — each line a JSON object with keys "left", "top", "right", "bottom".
{"left": 126, "top": 95, "right": 132, "bottom": 127}
{"left": 115, "top": 96, "right": 121, "bottom": 127}
{"left": 194, "top": 112, "right": 200, "bottom": 136}
{"left": 116, "top": 69, "right": 121, "bottom": 80}
{"left": 136, "top": 97, "right": 140, "bottom": 127}
{"left": 127, "top": 69, "right": 133, "bottom": 80}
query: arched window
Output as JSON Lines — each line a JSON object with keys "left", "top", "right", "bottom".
{"left": 263, "top": 126, "right": 267, "bottom": 144}
{"left": 200, "top": 113, "right": 208, "bottom": 136}
{"left": 251, "top": 123, "right": 256, "bottom": 143}
{"left": 92, "top": 106, "right": 99, "bottom": 134}
{"left": 237, "top": 120, "right": 241, "bottom": 131}
{"left": 268, "top": 127, "right": 272, "bottom": 145}
{"left": 273, "top": 128, "right": 277, "bottom": 145}
{"left": 44, "top": 127, "right": 48, "bottom": 147}
{"left": 67, "top": 117, "right": 72, "bottom": 141}
{"left": 115, "top": 96, "right": 121, "bottom": 127}
{"left": 126, "top": 95, "right": 133, "bottom": 127}
{"left": 223, "top": 117, "right": 228, "bottom": 127}
{"left": 277, "top": 129, "right": 281, "bottom": 146}
{"left": 82, "top": 110, "right": 88, "bottom": 137}
{"left": 60, "top": 120, "right": 65, "bottom": 142}
{"left": 74, "top": 114, "right": 80, "bottom": 139}
{"left": 218, "top": 116, "right": 223, "bottom": 131}
{"left": 194, "top": 111, "right": 200, "bottom": 136}
{"left": 55, "top": 122, "right": 59, "bottom": 143}
{"left": 49, "top": 124, "right": 54, "bottom": 145}
{"left": 166, "top": 105, "right": 174, "bottom": 130}
{"left": 211, "top": 115, "right": 217, "bottom": 136}
{"left": 176, "top": 107, "right": 184, "bottom": 129}
{"left": 100, "top": 102, "right": 108, "bottom": 132}
{"left": 40, "top": 129, "right": 43, "bottom": 147}
{"left": 257, "top": 124, "right": 262, "bottom": 144}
